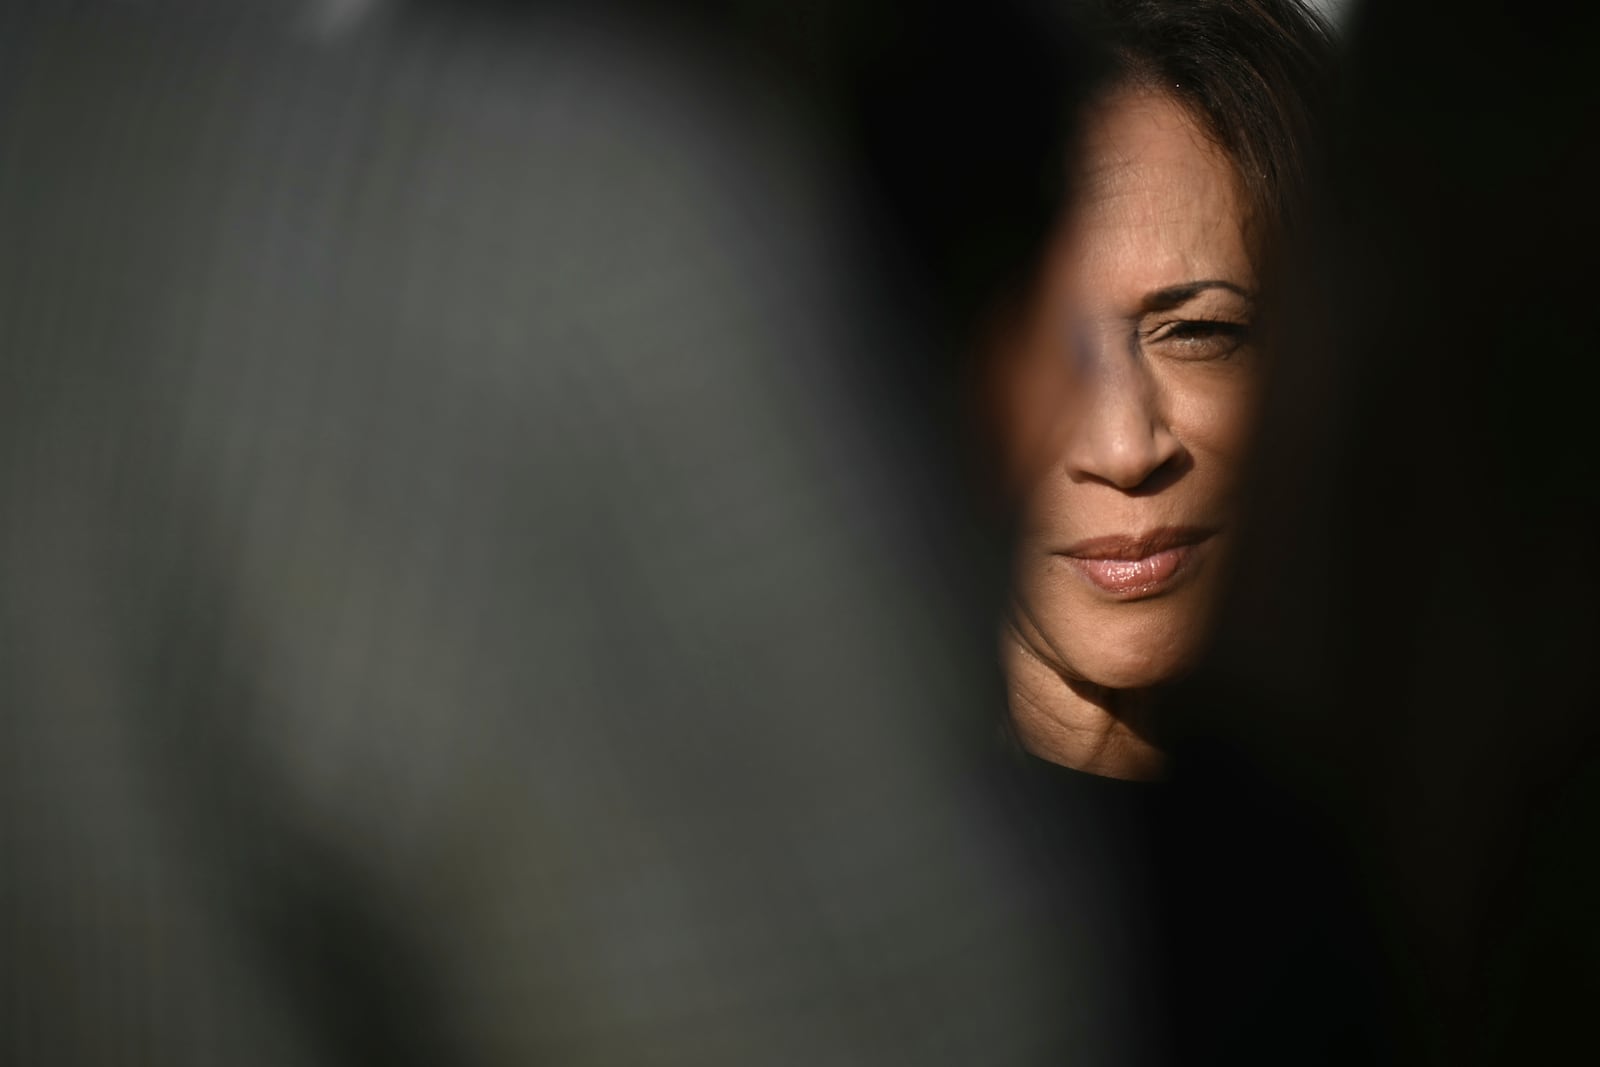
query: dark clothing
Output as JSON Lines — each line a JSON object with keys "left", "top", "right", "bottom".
{"left": 1014, "top": 744, "right": 1394, "bottom": 1066}
{"left": 1011, "top": 756, "right": 1169, "bottom": 1066}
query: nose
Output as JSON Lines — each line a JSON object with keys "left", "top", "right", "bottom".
{"left": 1062, "top": 337, "right": 1183, "bottom": 491}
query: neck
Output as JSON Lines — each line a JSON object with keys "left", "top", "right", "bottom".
{"left": 1002, "top": 623, "right": 1167, "bottom": 781}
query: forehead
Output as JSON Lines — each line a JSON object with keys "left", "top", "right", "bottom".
{"left": 1069, "top": 90, "right": 1252, "bottom": 304}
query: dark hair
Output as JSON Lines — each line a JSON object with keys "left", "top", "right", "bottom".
{"left": 1079, "top": 0, "right": 1336, "bottom": 256}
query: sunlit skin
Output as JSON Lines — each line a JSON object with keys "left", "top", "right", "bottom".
{"left": 1005, "top": 88, "right": 1263, "bottom": 780}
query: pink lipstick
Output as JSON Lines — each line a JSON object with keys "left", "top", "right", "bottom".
{"left": 1059, "top": 526, "right": 1217, "bottom": 599}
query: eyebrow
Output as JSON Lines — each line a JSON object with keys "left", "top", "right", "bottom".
{"left": 1139, "top": 280, "right": 1256, "bottom": 314}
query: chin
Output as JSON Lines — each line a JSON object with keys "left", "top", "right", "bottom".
{"left": 1053, "top": 605, "right": 1209, "bottom": 691}
{"left": 1075, "top": 644, "right": 1199, "bottom": 690}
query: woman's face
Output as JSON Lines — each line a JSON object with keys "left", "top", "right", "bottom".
{"left": 1010, "top": 88, "right": 1261, "bottom": 695}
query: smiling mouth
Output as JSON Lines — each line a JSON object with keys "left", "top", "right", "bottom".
{"left": 1058, "top": 526, "right": 1219, "bottom": 599}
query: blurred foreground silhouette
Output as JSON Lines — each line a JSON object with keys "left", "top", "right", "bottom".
{"left": 0, "top": 2, "right": 1120, "bottom": 1064}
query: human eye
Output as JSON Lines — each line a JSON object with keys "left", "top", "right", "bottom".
{"left": 1144, "top": 318, "right": 1254, "bottom": 360}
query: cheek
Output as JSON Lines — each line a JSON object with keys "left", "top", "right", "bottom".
{"left": 1162, "top": 366, "right": 1262, "bottom": 470}
{"left": 1017, "top": 473, "right": 1072, "bottom": 542}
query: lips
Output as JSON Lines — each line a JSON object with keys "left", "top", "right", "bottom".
{"left": 1058, "top": 526, "right": 1218, "bottom": 599}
